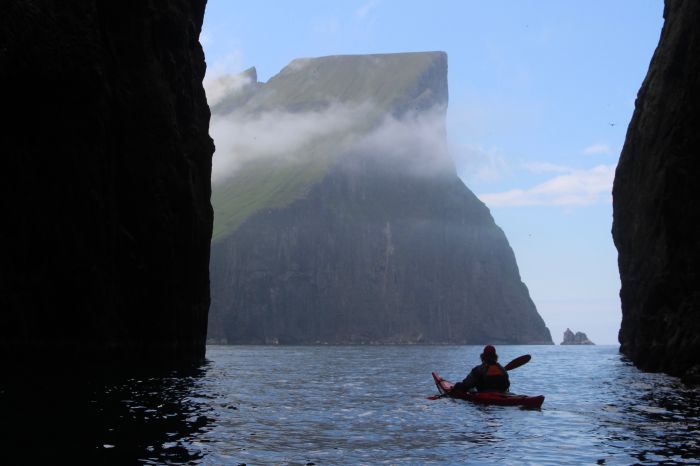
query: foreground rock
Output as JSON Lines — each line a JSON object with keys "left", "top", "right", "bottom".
{"left": 208, "top": 52, "right": 552, "bottom": 345}
{"left": 0, "top": 1, "right": 213, "bottom": 366}
{"left": 612, "top": 0, "right": 700, "bottom": 380}
{"left": 561, "top": 329, "right": 594, "bottom": 345}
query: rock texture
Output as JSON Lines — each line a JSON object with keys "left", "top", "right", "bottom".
{"left": 561, "top": 328, "right": 594, "bottom": 345}
{"left": 208, "top": 52, "right": 552, "bottom": 345}
{"left": 613, "top": 0, "right": 700, "bottom": 379}
{"left": 0, "top": 1, "right": 213, "bottom": 365}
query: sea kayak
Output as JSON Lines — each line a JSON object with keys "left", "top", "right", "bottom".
{"left": 432, "top": 372, "right": 544, "bottom": 409}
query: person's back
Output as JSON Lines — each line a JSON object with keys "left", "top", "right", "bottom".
{"left": 467, "top": 361, "right": 509, "bottom": 392}
{"left": 452, "top": 345, "right": 510, "bottom": 393}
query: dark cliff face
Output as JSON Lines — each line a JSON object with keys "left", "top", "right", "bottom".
{"left": 208, "top": 52, "right": 552, "bottom": 345}
{"left": 0, "top": 1, "right": 213, "bottom": 365}
{"left": 613, "top": 0, "right": 700, "bottom": 379}
{"left": 210, "top": 165, "right": 552, "bottom": 344}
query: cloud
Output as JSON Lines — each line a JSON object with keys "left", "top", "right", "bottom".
{"left": 582, "top": 143, "right": 612, "bottom": 155}
{"left": 211, "top": 101, "right": 453, "bottom": 184}
{"left": 478, "top": 164, "right": 615, "bottom": 207}
{"left": 355, "top": 0, "right": 380, "bottom": 20}
{"left": 453, "top": 144, "right": 510, "bottom": 182}
{"left": 206, "top": 49, "right": 244, "bottom": 77}
{"left": 211, "top": 102, "right": 373, "bottom": 183}
{"left": 202, "top": 47, "right": 249, "bottom": 107}
{"left": 204, "top": 73, "right": 254, "bottom": 108}
{"left": 350, "top": 107, "right": 452, "bottom": 177}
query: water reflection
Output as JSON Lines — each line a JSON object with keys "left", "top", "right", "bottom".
{"left": 0, "top": 363, "right": 212, "bottom": 464}
{"left": 611, "top": 367, "right": 700, "bottom": 464}
{"left": 1, "top": 347, "right": 698, "bottom": 464}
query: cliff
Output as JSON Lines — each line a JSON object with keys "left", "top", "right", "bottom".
{"left": 208, "top": 52, "right": 552, "bottom": 345}
{"left": 0, "top": 1, "right": 213, "bottom": 365}
{"left": 612, "top": 0, "right": 700, "bottom": 381}
{"left": 561, "top": 329, "right": 594, "bottom": 345}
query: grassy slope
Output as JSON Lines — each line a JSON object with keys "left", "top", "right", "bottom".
{"left": 211, "top": 52, "right": 445, "bottom": 242}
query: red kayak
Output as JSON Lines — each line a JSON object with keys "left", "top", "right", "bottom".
{"left": 432, "top": 372, "right": 544, "bottom": 409}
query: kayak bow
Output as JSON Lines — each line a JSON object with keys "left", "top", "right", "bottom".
{"left": 431, "top": 372, "right": 544, "bottom": 409}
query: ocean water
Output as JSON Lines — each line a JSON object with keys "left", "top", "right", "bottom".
{"left": 2, "top": 345, "right": 699, "bottom": 465}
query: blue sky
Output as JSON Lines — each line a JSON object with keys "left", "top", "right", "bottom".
{"left": 202, "top": 1, "right": 664, "bottom": 344}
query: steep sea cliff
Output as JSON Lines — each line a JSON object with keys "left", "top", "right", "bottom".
{"left": 209, "top": 52, "right": 552, "bottom": 345}
{"left": 0, "top": 1, "right": 213, "bottom": 365}
{"left": 613, "top": 0, "right": 700, "bottom": 381}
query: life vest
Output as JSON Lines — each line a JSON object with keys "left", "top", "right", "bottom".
{"left": 477, "top": 363, "right": 509, "bottom": 391}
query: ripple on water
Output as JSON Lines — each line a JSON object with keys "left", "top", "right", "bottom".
{"left": 1, "top": 345, "right": 699, "bottom": 464}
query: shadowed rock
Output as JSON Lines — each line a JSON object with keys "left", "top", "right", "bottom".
{"left": 0, "top": 1, "right": 213, "bottom": 366}
{"left": 613, "top": 0, "right": 700, "bottom": 379}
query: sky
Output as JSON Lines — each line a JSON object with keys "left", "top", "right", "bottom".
{"left": 201, "top": 0, "right": 665, "bottom": 344}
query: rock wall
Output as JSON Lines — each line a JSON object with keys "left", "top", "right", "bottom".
{"left": 0, "top": 1, "right": 213, "bottom": 365}
{"left": 210, "top": 164, "right": 553, "bottom": 344}
{"left": 208, "top": 53, "right": 552, "bottom": 345}
{"left": 561, "top": 329, "right": 594, "bottom": 345}
{"left": 613, "top": 0, "right": 700, "bottom": 379}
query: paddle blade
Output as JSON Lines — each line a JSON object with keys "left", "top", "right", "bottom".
{"left": 504, "top": 354, "right": 531, "bottom": 371}
{"left": 426, "top": 393, "right": 448, "bottom": 400}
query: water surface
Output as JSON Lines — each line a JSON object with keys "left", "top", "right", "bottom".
{"left": 2, "top": 345, "right": 698, "bottom": 465}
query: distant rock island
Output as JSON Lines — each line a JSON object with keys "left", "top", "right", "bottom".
{"left": 207, "top": 52, "right": 553, "bottom": 345}
{"left": 613, "top": 0, "right": 700, "bottom": 382}
{"left": 561, "top": 329, "right": 594, "bottom": 345}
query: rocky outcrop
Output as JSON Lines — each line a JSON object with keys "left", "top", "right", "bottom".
{"left": 561, "top": 329, "right": 594, "bottom": 345}
{"left": 208, "top": 52, "right": 552, "bottom": 345}
{"left": 612, "top": 0, "right": 700, "bottom": 379}
{"left": 0, "top": 1, "right": 213, "bottom": 365}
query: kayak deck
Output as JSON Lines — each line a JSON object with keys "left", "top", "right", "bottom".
{"left": 432, "top": 372, "right": 544, "bottom": 409}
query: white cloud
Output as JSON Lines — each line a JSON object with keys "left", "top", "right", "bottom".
{"left": 582, "top": 143, "right": 611, "bottom": 155}
{"left": 205, "top": 49, "right": 244, "bottom": 79}
{"left": 211, "top": 102, "right": 373, "bottom": 183}
{"left": 453, "top": 144, "right": 510, "bottom": 182}
{"left": 478, "top": 164, "right": 615, "bottom": 207}
{"left": 204, "top": 73, "right": 253, "bottom": 108}
{"left": 211, "top": 102, "right": 453, "bottom": 183}
{"left": 355, "top": 0, "right": 380, "bottom": 20}
{"left": 351, "top": 107, "right": 452, "bottom": 177}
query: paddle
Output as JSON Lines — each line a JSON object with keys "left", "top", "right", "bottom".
{"left": 503, "top": 354, "right": 531, "bottom": 371}
{"left": 427, "top": 354, "right": 531, "bottom": 400}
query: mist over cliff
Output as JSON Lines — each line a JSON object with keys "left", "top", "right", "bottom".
{"left": 208, "top": 52, "right": 552, "bottom": 344}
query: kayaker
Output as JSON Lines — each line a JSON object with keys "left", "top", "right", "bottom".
{"left": 451, "top": 345, "right": 510, "bottom": 393}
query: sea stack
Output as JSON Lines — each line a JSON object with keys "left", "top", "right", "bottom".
{"left": 0, "top": 1, "right": 213, "bottom": 365}
{"left": 208, "top": 52, "right": 552, "bottom": 345}
{"left": 561, "top": 329, "right": 594, "bottom": 345}
{"left": 613, "top": 0, "right": 700, "bottom": 380}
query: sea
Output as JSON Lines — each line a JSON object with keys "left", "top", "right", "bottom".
{"left": 1, "top": 345, "right": 699, "bottom": 465}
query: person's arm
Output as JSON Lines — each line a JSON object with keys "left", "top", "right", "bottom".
{"left": 452, "top": 367, "right": 480, "bottom": 392}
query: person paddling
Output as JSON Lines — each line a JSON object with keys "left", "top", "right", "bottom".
{"left": 451, "top": 345, "right": 510, "bottom": 393}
